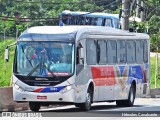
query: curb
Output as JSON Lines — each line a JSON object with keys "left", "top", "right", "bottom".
{"left": 0, "top": 87, "right": 29, "bottom": 112}
{"left": 150, "top": 88, "right": 160, "bottom": 98}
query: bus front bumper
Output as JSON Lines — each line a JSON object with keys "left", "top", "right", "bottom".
{"left": 13, "top": 86, "right": 75, "bottom": 103}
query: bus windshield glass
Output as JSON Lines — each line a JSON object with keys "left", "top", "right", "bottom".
{"left": 14, "top": 41, "right": 75, "bottom": 77}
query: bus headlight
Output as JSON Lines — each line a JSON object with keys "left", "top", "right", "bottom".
{"left": 60, "top": 85, "right": 73, "bottom": 94}
{"left": 14, "top": 84, "right": 20, "bottom": 89}
{"left": 14, "top": 84, "right": 25, "bottom": 92}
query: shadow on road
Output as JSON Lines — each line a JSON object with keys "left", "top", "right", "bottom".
{"left": 39, "top": 104, "right": 144, "bottom": 112}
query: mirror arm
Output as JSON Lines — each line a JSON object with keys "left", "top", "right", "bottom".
{"left": 6, "top": 42, "right": 17, "bottom": 48}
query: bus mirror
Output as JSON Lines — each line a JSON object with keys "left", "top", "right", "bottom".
{"left": 80, "top": 48, "right": 84, "bottom": 60}
{"left": 5, "top": 48, "right": 9, "bottom": 62}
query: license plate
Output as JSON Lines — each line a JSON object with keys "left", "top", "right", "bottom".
{"left": 37, "top": 96, "right": 47, "bottom": 99}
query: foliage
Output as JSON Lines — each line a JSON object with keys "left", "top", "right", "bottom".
{"left": 148, "top": 15, "right": 160, "bottom": 52}
{"left": 150, "top": 57, "right": 160, "bottom": 89}
{"left": 0, "top": 0, "right": 107, "bottom": 37}
{"left": 0, "top": 39, "right": 15, "bottom": 87}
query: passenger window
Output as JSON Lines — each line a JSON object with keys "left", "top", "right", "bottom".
{"left": 97, "top": 18, "right": 103, "bottom": 26}
{"left": 107, "top": 40, "right": 117, "bottom": 64}
{"left": 117, "top": 40, "right": 126, "bottom": 63}
{"left": 98, "top": 40, "right": 107, "bottom": 64}
{"left": 144, "top": 40, "right": 148, "bottom": 63}
{"left": 114, "top": 19, "right": 120, "bottom": 28}
{"left": 86, "top": 39, "right": 97, "bottom": 65}
{"left": 105, "top": 19, "right": 112, "bottom": 27}
{"left": 127, "top": 40, "right": 136, "bottom": 63}
{"left": 136, "top": 40, "right": 143, "bottom": 63}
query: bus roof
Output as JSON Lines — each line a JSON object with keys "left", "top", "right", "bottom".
{"left": 18, "top": 26, "right": 149, "bottom": 41}
{"left": 61, "top": 10, "right": 119, "bottom": 19}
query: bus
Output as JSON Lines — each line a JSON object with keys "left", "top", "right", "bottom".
{"left": 60, "top": 10, "right": 120, "bottom": 29}
{"left": 5, "top": 26, "right": 150, "bottom": 111}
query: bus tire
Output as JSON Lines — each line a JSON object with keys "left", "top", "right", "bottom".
{"left": 116, "top": 84, "right": 135, "bottom": 107}
{"left": 125, "top": 84, "right": 135, "bottom": 107}
{"left": 116, "top": 100, "right": 123, "bottom": 107}
{"left": 79, "top": 88, "right": 92, "bottom": 111}
{"left": 29, "top": 102, "right": 41, "bottom": 112}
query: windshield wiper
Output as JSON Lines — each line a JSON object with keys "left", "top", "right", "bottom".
{"left": 27, "top": 61, "right": 42, "bottom": 77}
{"left": 27, "top": 47, "right": 60, "bottom": 81}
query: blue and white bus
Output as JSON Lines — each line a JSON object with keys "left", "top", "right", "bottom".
{"left": 60, "top": 10, "right": 120, "bottom": 29}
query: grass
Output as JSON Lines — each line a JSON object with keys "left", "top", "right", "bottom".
{"left": 150, "top": 57, "right": 160, "bottom": 89}
{"left": 0, "top": 39, "right": 16, "bottom": 87}
{"left": 0, "top": 39, "right": 160, "bottom": 88}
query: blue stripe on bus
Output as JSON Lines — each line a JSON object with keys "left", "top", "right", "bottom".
{"left": 35, "top": 86, "right": 66, "bottom": 93}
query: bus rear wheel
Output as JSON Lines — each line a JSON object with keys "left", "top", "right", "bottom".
{"left": 29, "top": 102, "right": 41, "bottom": 112}
{"left": 116, "top": 84, "right": 135, "bottom": 107}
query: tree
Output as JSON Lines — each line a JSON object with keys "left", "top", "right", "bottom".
{"left": 148, "top": 15, "right": 160, "bottom": 52}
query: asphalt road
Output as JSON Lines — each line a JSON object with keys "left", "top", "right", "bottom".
{"left": 25, "top": 98, "right": 160, "bottom": 117}
{"left": 1, "top": 98, "right": 160, "bottom": 119}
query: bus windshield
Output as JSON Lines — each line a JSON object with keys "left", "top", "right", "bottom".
{"left": 14, "top": 41, "right": 75, "bottom": 77}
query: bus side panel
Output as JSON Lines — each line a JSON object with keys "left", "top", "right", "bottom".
{"left": 75, "top": 65, "right": 99, "bottom": 103}
{"left": 114, "top": 65, "right": 130, "bottom": 100}
{"left": 91, "top": 65, "right": 115, "bottom": 101}
{"left": 113, "top": 64, "right": 146, "bottom": 100}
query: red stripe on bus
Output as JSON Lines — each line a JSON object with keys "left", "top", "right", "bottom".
{"left": 33, "top": 88, "right": 44, "bottom": 92}
{"left": 91, "top": 66, "right": 116, "bottom": 86}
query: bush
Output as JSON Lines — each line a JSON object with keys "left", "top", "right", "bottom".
{"left": 0, "top": 39, "right": 16, "bottom": 87}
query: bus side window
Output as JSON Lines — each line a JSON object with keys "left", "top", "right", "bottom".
{"left": 127, "top": 40, "right": 136, "bottom": 63}
{"left": 144, "top": 40, "right": 148, "bottom": 63}
{"left": 86, "top": 39, "right": 97, "bottom": 65}
{"left": 114, "top": 19, "right": 121, "bottom": 29}
{"left": 105, "top": 18, "right": 112, "bottom": 27}
{"left": 98, "top": 40, "right": 107, "bottom": 64}
{"left": 107, "top": 40, "right": 117, "bottom": 64}
{"left": 117, "top": 40, "right": 126, "bottom": 63}
{"left": 97, "top": 18, "right": 103, "bottom": 26}
{"left": 136, "top": 40, "right": 144, "bottom": 63}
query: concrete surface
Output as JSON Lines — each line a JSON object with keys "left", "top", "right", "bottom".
{"left": 0, "top": 87, "right": 28, "bottom": 112}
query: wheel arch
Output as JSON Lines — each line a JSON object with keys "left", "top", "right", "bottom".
{"left": 88, "top": 81, "right": 94, "bottom": 102}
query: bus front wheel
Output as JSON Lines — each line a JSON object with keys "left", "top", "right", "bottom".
{"left": 76, "top": 89, "right": 92, "bottom": 111}
{"left": 29, "top": 102, "right": 41, "bottom": 112}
